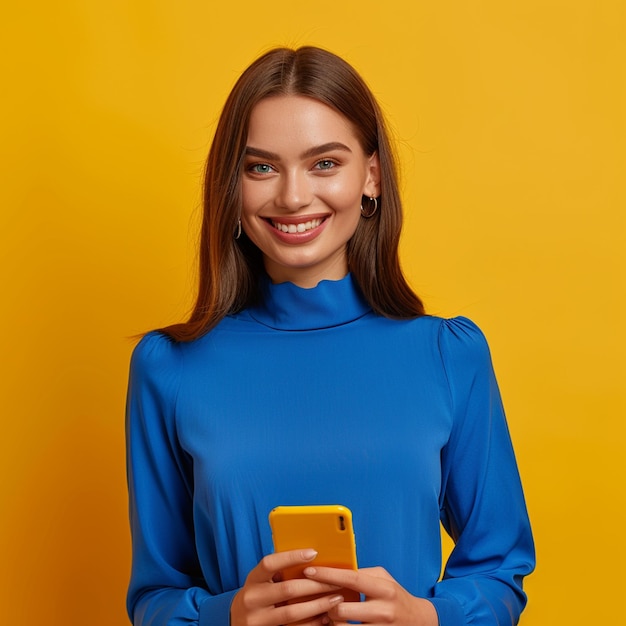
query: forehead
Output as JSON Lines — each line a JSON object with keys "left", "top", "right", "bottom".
{"left": 246, "top": 95, "right": 361, "bottom": 150}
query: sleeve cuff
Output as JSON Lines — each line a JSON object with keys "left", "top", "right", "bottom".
{"left": 429, "top": 595, "right": 466, "bottom": 626}
{"left": 198, "top": 588, "right": 239, "bottom": 626}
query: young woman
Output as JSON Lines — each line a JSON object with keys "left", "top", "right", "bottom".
{"left": 125, "top": 46, "right": 535, "bottom": 626}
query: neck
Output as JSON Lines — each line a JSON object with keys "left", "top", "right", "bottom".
{"left": 263, "top": 254, "right": 349, "bottom": 289}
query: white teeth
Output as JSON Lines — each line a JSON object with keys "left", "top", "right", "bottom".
{"left": 272, "top": 218, "right": 322, "bottom": 233}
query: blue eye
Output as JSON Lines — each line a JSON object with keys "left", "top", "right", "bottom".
{"left": 250, "top": 163, "right": 273, "bottom": 174}
{"left": 315, "top": 159, "right": 336, "bottom": 170}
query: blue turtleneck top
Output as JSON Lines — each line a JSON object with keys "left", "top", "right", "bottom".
{"left": 125, "top": 274, "right": 534, "bottom": 626}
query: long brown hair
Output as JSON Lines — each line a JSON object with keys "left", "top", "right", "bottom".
{"left": 161, "top": 46, "right": 424, "bottom": 342}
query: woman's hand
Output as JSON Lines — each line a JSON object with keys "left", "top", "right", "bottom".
{"left": 303, "top": 565, "right": 439, "bottom": 626}
{"left": 231, "top": 549, "right": 345, "bottom": 626}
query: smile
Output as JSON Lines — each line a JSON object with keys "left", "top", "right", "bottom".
{"left": 271, "top": 218, "right": 324, "bottom": 234}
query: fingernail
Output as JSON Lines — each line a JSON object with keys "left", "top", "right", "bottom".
{"left": 329, "top": 595, "right": 344, "bottom": 605}
{"left": 301, "top": 549, "right": 318, "bottom": 561}
{"left": 322, "top": 616, "right": 330, "bottom": 625}
{"left": 303, "top": 566, "right": 316, "bottom": 576}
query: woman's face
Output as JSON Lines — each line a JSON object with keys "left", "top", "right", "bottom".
{"left": 241, "top": 95, "right": 380, "bottom": 288}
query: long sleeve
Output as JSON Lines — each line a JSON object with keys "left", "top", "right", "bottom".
{"left": 125, "top": 279, "right": 534, "bottom": 626}
{"left": 429, "top": 318, "right": 535, "bottom": 625}
{"left": 125, "top": 333, "right": 238, "bottom": 626}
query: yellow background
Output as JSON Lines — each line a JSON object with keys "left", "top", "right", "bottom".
{"left": 1, "top": 2, "right": 624, "bottom": 624}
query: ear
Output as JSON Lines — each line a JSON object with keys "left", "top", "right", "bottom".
{"left": 363, "top": 152, "right": 381, "bottom": 198}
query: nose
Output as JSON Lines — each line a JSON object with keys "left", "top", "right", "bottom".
{"left": 276, "top": 170, "right": 313, "bottom": 212}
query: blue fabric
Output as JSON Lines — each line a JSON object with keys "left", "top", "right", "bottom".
{"left": 125, "top": 274, "right": 535, "bottom": 626}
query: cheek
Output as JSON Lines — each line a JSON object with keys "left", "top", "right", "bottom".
{"left": 241, "top": 181, "right": 254, "bottom": 210}
{"left": 241, "top": 182, "right": 268, "bottom": 218}
{"left": 319, "top": 176, "right": 364, "bottom": 210}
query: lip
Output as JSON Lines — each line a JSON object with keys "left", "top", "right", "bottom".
{"left": 262, "top": 213, "right": 330, "bottom": 244}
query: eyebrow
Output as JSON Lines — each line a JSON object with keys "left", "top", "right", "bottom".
{"left": 244, "top": 142, "right": 353, "bottom": 161}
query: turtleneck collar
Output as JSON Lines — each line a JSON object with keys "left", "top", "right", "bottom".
{"left": 247, "top": 273, "right": 372, "bottom": 331}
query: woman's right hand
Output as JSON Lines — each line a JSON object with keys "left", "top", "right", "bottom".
{"left": 230, "top": 549, "right": 344, "bottom": 626}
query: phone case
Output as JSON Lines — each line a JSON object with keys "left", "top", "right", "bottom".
{"left": 269, "top": 504, "right": 359, "bottom": 602}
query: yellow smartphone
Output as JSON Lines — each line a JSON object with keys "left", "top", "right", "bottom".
{"left": 269, "top": 504, "right": 359, "bottom": 602}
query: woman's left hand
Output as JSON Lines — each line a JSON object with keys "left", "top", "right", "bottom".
{"left": 303, "top": 565, "right": 438, "bottom": 626}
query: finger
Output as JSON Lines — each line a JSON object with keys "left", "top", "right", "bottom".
{"left": 358, "top": 566, "right": 393, "bottom": 581}
{"left": 273, "top": 593, "right": 344, "bottom": 626}
{"left": 303, "top": 566, "right": 388, "bottom": 598}
{"left": 302, "top": 566, "right": 359, "bottom": 589}
{"left": 291, "top": 614, "right": 336, "bottom": 626}
{"left": 328, "top": 600, "right": 369, "bottom": 623}
{"left": 291, "top": 616, "right": 332, "bottom": 626}
{"left": 248, "top": 549, "right": 318, "bottom": 583}
{"left": 239, "top": 578, "right": 341, "bottom": 612}
{"left": 264, "top": 579, "right": 342, "bottom": 605}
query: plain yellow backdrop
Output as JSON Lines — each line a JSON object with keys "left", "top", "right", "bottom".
{"left": 1, "top": 1, "right": 624, "bottom": 624}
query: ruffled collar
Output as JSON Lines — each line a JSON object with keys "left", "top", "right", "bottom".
{"left": 247, "top": 273, "right": 372, "bottom": 331}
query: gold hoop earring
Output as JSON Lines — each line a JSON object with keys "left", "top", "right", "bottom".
{"left": 234, "top": 219, "right": 242, "bottom": 240}
{"left": 360, "top": 196, "right": 378, "bottom": 219}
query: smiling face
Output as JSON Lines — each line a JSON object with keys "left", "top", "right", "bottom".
{"left": 241, "top": 95, "right": 380, "bottom": 288}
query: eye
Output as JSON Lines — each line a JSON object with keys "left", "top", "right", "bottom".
{"left": 248, "top": 163, "right": 275, "bottom": 175}
{"left": 314, "top": 159, "right": 337, "bottom": 171}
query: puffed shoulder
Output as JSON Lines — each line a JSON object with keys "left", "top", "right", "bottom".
{"left": 435, "top": 316, "right": 496, "bottom": 395}
{"left": 437, "top": 316, "right": 491, "bottom": 358}
{"left": 131, "top": 331, "right": 178, "bottom": 363}
{"left": 128, "top": 331, "right": 183, "bottom": 389}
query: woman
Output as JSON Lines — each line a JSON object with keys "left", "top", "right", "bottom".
{"left": 125, "top": 46, "right": 535, "bottom": 626}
